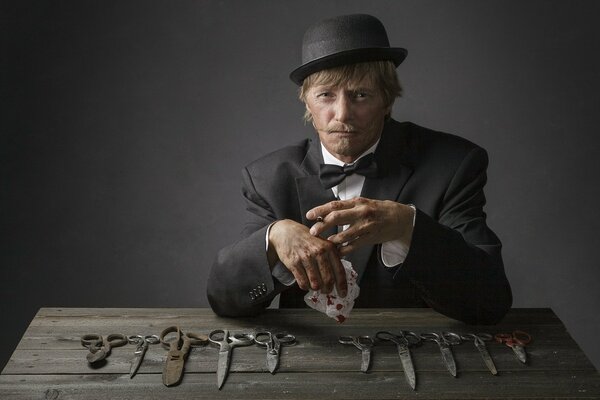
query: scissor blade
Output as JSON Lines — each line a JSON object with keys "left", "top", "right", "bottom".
{"left": 360, "top": 348, "right": 371, "bottom": 373}
{"left": 163, "top": 354, "right": 184, "bottom": 387}
{"left": 439, "top": 345, "right": 457, "bottom": 377}
{"left": 512, "top": 345, "right": 527, "bottom": 364}
{"left": 398, "top": 345, "right": 416, "bottom": 390}
{"left": 267, "top": 351, "right": 279, "bottom": 374}
{"left": 474, "top": 341, "right": 497, "bottom": 375}
{"left": 129, "top": 351, "right": 144, "bottom": 378}
{"left": 217, "top": 350, "right": 232, "bottom": 389}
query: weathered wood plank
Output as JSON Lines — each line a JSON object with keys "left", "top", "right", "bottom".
{"left": 2, "top": 308, "right": 598, "bottom": 399}
{"left": 1, "top": 371, "right": 599, "bottom": 399}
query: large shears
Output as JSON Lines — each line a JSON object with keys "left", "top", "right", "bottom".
{"left": 376, "top": 330, "right": 421, "bottom": 390}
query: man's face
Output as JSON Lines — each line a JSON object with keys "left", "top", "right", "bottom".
{"left": 304, "top": 76, "right": 390, "bottom": 164}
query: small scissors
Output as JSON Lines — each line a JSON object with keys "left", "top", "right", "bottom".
{"left": 376, "top": 331, "right": 421, "bottom": 390}
{"left": 209, "top": 329, "right": 255, "bottom": 389}
{"left": 495, "top": 330, "right": 532, "bottom": 364}
{"left": 460, "top": 333, "right": 497, "bottom": 375}
{"left": 421, "top": 331, "right": 462, "bottom": 377}
{"left": 254, "top": 331, "right": 296, "bottom": 374}
{"left": 81, "top": 333, "right": 128, "bottom": 363}
{"left": 160, "top": 326, "right": 208, "bottom": 387}
{"left": 128, "top": 334, "right": 160, "bottom": 378}
{"left": 338, "top": 336, "right": 375, "bottom": 373}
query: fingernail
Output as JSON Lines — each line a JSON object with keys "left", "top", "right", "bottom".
{"left": 306, "top": 211, "right": 315, "bottom": 219}
{"left": 309, "top": 227, "right": 317, "bottom": 235}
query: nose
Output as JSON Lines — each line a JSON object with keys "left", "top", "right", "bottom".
{"left": 333, "top": 93, "right": 352, "bottom": 122}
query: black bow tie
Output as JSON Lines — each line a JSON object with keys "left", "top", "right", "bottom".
{"left": 319, "top": 153, "right": 378, "bottom": 189}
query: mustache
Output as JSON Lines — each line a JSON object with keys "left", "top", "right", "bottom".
{"left": 314, "top": 123, "right": 358, "bottom": 133}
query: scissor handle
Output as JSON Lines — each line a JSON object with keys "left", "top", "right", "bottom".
{"left": 229, "top": 333, "right": 255, "bottom": 347}
{"left": 81, "top": 334, "right": 103, "bottom": 349}
{"left": 375, "top": 330, "right": 405, "bottom": 344}
{"left": 254, "top": 331, "right": 273, "bottom": 348}
{"left": 145, "top": 334, "right": 161, "bottom": 344}
{"left": 461, "top": 333, "right": 492, "bottom": 342}
{"left": 208, "top": 329, "right": 228, "bottom": 345}
{"left": 339, "top": 335, "right": 357, "bottom": 345}
{"left": 160, "top": 326, "right": 182, "bottom": 350}
{"left": 273, "top": 333, "right": 296, "bottom": 345}
{"left": 441, "top": 331, "right": 462, "bottom": 345}
{"left": 496, "top": 330, "right": 532, "bottom": 346}
{"left": 185, "top": 332, "right": 209, "bottom": 346}
{"left": 403, "top": 331, "right": 422, "bottom": 347}
{"left": 420, "top": 332, "right": 441, "bottom": 343}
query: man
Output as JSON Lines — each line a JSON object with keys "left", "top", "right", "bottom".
{"left": 207, "top": 14, "right": 512, "bottom": 325}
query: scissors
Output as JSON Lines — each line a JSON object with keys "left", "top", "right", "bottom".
{"left": 209, "top": 329, "right": 255, "bottom": 389}
{"left": 81, "top": 333, "right": 128, "bottom": 363}
{"left": 375, "top": 331, "right": 421, "bottom": 390}
{"left": 420, "top": 331, "right": 462, "bottom": 377}
{"left": 254, "top": 331, "right": 296, "bottom": 374}
{"left": 127, "top": 334, "right": 160, "bottom": 378}
{"left": 160, "top": 326, "right": 208, "bottom": 387}
{"left": 495, "top": 330, "right": 532, "bottom": 364}
{"left": 460, "top": 333, "right": 497, "bottom": 375}
{"left": 338, "top": 336, "right": 375, "bottom": 373}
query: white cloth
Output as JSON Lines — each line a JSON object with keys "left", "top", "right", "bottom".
{"left": 304, "top": 259, "right": 359, "bottom": 323}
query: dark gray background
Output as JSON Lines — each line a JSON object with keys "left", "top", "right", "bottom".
{"left": 2, "top": 0, "right": 599, "bottom": 371}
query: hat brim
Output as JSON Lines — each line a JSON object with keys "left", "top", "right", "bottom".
{"left": 289, "top": 47, "right": 407, "bottom": 85}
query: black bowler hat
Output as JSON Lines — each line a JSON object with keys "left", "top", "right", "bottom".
{"left": 289, "top": 14, "right": 407, "bottom": 85}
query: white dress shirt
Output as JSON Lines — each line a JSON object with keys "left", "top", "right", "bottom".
{"left": 268, "top": 141, "right": 414, "bottom": 286}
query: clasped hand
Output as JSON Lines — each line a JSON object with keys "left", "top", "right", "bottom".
{"left": 268, "top": 197, "right": 414, "bottom": 298}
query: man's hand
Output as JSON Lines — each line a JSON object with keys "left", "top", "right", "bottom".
{"left": 268, "top": 219, "right": 347, "bottom": 297}
{"left": 306, "top": 197, "right": 415, "bottom": 256}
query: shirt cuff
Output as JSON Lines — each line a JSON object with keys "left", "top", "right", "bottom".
{"left": 380, "top": 204, "right": 416, "bottom": 268}
{"left": 266, "top": 221, "right": 296, "bottom": 286}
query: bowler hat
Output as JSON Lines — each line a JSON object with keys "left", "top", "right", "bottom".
{"left": 289, "top": 14, "right": 407, "bottom": 85}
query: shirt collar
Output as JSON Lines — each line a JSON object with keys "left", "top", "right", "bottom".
{"left": 320, "top": 139, "right": 380, "bottom": 167}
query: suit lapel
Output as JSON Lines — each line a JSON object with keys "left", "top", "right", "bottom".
{"left": 347, "top": 121, "right": 415, "bottom": 281}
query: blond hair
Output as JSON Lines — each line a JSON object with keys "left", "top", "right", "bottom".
{"left": 299, "top": 61, "right": 402, "bottom": 122}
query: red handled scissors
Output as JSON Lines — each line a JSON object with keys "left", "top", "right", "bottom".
{"left": 495, "top": 330, "right": 532, "bottom": 364}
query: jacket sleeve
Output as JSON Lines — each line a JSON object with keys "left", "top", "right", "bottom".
{"left": 400, "top": 147, "right": 512, "bottom": 325}
{"left": 206, "top": 167, "right": 287, "bottom": 317}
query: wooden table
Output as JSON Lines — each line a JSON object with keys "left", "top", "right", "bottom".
{"left": 1, "top": 308, "right": 599, "bottom": 399}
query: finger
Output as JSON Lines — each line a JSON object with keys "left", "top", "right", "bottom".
{"left": 337, "top": 237, "right": 368, "bottom": 256}
{"left": 315, "top": 249, "right": 334, "bottom": 293}
{"left": 326, "top": 222, "right": 370, "bottom": 246}
{"left": 310, "top": 208, "right": 360, "bottom": 236}
{"left": 329, "top": 251, "right": 347, "bottom": 297}
{"left": 288, "top": 261, "right": 310, "bottom": 291}
{"left": 306, "top": 199, "right": 354, "bottom": 221}
{"left": 303, "top": 256, "right": 323, "bottom": 291}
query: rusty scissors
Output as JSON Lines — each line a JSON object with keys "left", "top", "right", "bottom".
{"left": 495, "top": 330, "right": 532, "bottom": 364}
{"left": 81, "top": 333, "right": 128, "bottom": 363}
{"left": 160, "top": 326, "right": 208, "bottom": 386}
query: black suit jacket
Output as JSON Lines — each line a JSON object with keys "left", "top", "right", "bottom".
{"left": 207, "top": 120, "right": 512, "bottom": 325}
